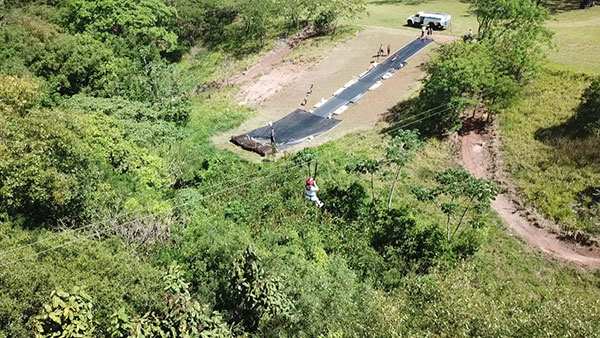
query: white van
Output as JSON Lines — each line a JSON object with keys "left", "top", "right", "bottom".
{"left": 407, "top": 12, "right": 451, "bottom": 29}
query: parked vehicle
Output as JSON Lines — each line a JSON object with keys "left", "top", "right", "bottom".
{"left": 407, "top": 11, "right": 451, "bottom": 29}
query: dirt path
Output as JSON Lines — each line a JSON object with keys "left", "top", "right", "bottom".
{"left": 460, "top": 123, "right": 600, "bottom": 269}
{"left": 213, "top": 26, "right": 445, "bottom": 161}
{"left": 227, "top": 40, "right": 296, "bottom": 87}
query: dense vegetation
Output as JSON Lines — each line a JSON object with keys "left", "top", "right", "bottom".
{"left": 406, "top": 0, "right": 599, "bottom": 234}
{"left": 1, "top": 0, "right": 599, "bottom": 337}
{"left": 417, "top": 0, "right": 552, "bottom": 132}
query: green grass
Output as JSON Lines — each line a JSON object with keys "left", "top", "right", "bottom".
{"left": 547, "top": 6, "right": 600, "bottom": 74}
{"left": 500, "top": 68, "right": 600, "bottom": 233}
{"left": 402, "top": 225, "right": 600, "bottom": 336}
{"left": 351, "top": 0, "right": 600, "bottom": 73}
{"left": 349, "top": 0, "right": 477, "bottom": 37}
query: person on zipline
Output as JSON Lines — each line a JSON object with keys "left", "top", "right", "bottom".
{"left": 305, "top": 177, "right": 323, "bottom": 208}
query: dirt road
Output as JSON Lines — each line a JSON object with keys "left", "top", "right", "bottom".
{"left": 460, "top": 126, "right": 600, "bottom": 269}
{"left": 213, "top": 26, "right": 441, "bottom": 161}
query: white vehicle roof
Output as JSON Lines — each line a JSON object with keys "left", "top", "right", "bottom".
{"left": 416, "top": 11, "right": 451, "bottom": 18}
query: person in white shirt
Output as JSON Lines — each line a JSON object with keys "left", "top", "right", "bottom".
{"left": 421, "top": 25, "right": 426, "bottom": 39}
{"left": 305, "top": 177, "right": 323, "bottom": 208}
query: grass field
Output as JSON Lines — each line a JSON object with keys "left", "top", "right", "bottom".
{"left": 547, "top": 7, "right": 600, "bottom": 74}
{"left": 351, "top": 0, "right": 476, "bottom": 37}
{"left": 500, "top": 69, "right": 600, "bottom": 233}
{"left": 350, "top": 0, "right": 600, "bottom": 73}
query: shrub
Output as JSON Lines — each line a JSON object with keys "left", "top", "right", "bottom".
{"left": 322, "top": 182, "right": 368, "bottom": 221}
{"left": 34, "top": 288, "right": 95, "bottom": 338}
{"left": 62, "top": 0, "right": 179, "bottom": 53}
{"left": 109, "top": 264, "right": 232, "bottom": 337}
{"left": 0, "top": 107, "right": 99, "bottom": 225}
{"left": 0, "top": 74, "right": 40, "bottom": 114}
{"left": 218, "top": 246, "right": 293, "bottom": 333}
{"left": 371, "top": 208, "right": 446, "bottom": 279}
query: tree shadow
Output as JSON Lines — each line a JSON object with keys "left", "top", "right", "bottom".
{"left": 534, "top": 86, "right": 600, "bottom": 164}
{"left": 535, "top": 119, "right": 600, "bottom": 167}
{"left": 540, "top": 0, "right": 591, "bottom": 13}
{"left": 380, "top": 96, "right": 447, "bottom": 139}
{"left": 369, "top": 0, "right": 435, "bottom": 5}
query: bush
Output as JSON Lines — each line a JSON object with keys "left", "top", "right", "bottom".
{"left": 371, "top": 208, "right": 446, "bottom": 280}
{"left": 34, "top": 288, "right": 96, "bottom": 337}
{"left": 322, "top": 182, "right": 368, "bottom": 220}
{"left": 0, "top": 74, "right": 40, "bottom": 114}
{"left": 0, "top": 14, "right": 120, "bottom": 98}
{"left": 313, "top": 10, "right": 336, "bottom": 36}
{"left": 218, "top": 246, "right": 293, "bottom": 333}
{"left": 62, "top": 0, "right": 179, "bottom": 53}
{"left": 0, "top": 107, "right": 99, "bottom": 225}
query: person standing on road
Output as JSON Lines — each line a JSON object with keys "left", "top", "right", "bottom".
{"left": 269, "top": 122, "right": 277, "bottom": 154}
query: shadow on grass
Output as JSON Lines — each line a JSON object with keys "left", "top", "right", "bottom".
{"left": 534, "top": 108, "right": 600, "bottom": 232}
{"left": 369, "top": 0, "right": 436, "bottom": 5}
{"left": 534, "top": 109, "right": 600, "bottom": 167}
{"left": 380, "top": 96, "right": 447, "bottom": 139}
{"left": 539, "top": 0, "right": 586, "bottom": 13}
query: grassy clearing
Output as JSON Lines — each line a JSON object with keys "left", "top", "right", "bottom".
{"left": 547, "top": 6, "right": 600, "bottom": 74}
{"left": 352, "top": 0, "right": 600, "bottom": 73}
{"left": 500, "top": 68, "right": 600, "bottom": 233}
{"left": 350, "top": 0, "right": 476, "bottom": 36}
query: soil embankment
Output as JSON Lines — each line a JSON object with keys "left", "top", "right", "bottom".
{"left": 460, "top": 119, "right": 600, "bottom": 268}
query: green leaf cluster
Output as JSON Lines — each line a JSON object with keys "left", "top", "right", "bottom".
{"left": 34, "top": 288, "right": 95, "bottom": 338}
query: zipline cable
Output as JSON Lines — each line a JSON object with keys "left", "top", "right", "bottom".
{"left": 0, "top": 157, "right": 312, "bottom": 269}
{"left": 0, "top": 103, "right": 456, "bottom": 265}
{"left": 0, "top": 153, "right": 311, "bottom": 259}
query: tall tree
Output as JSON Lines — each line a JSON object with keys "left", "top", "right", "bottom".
{"left": 414, "top": 169, "right": 498, "bottom": 241}
{"left": 385, "top": 130, "right": 422, "bottom": 209}
{"left": 470, "top": 0, "right": 552, "bottom": 80}
{"left": 346, "top": 157, "right": 380, "bottom": 203}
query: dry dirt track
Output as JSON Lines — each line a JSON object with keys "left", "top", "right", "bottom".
{"left": 212, "top": 26, "right": 453, "bottom": 162}
{"left": 460, "top": 128, "right": 600, "bottom": 269}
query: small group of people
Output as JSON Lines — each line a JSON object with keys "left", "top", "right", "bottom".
{"left": 376, "top": 44, "right": 392, "bottom": 60}
{"left": 420, "top": 25, "right": 434, "bottom": 40}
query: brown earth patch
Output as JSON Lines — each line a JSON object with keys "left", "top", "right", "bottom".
{"left": 459, "top": 116, "right": 600, "bottom": 269}
{"left": 213, "top": 26, "right": 453, "bottom": 162}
